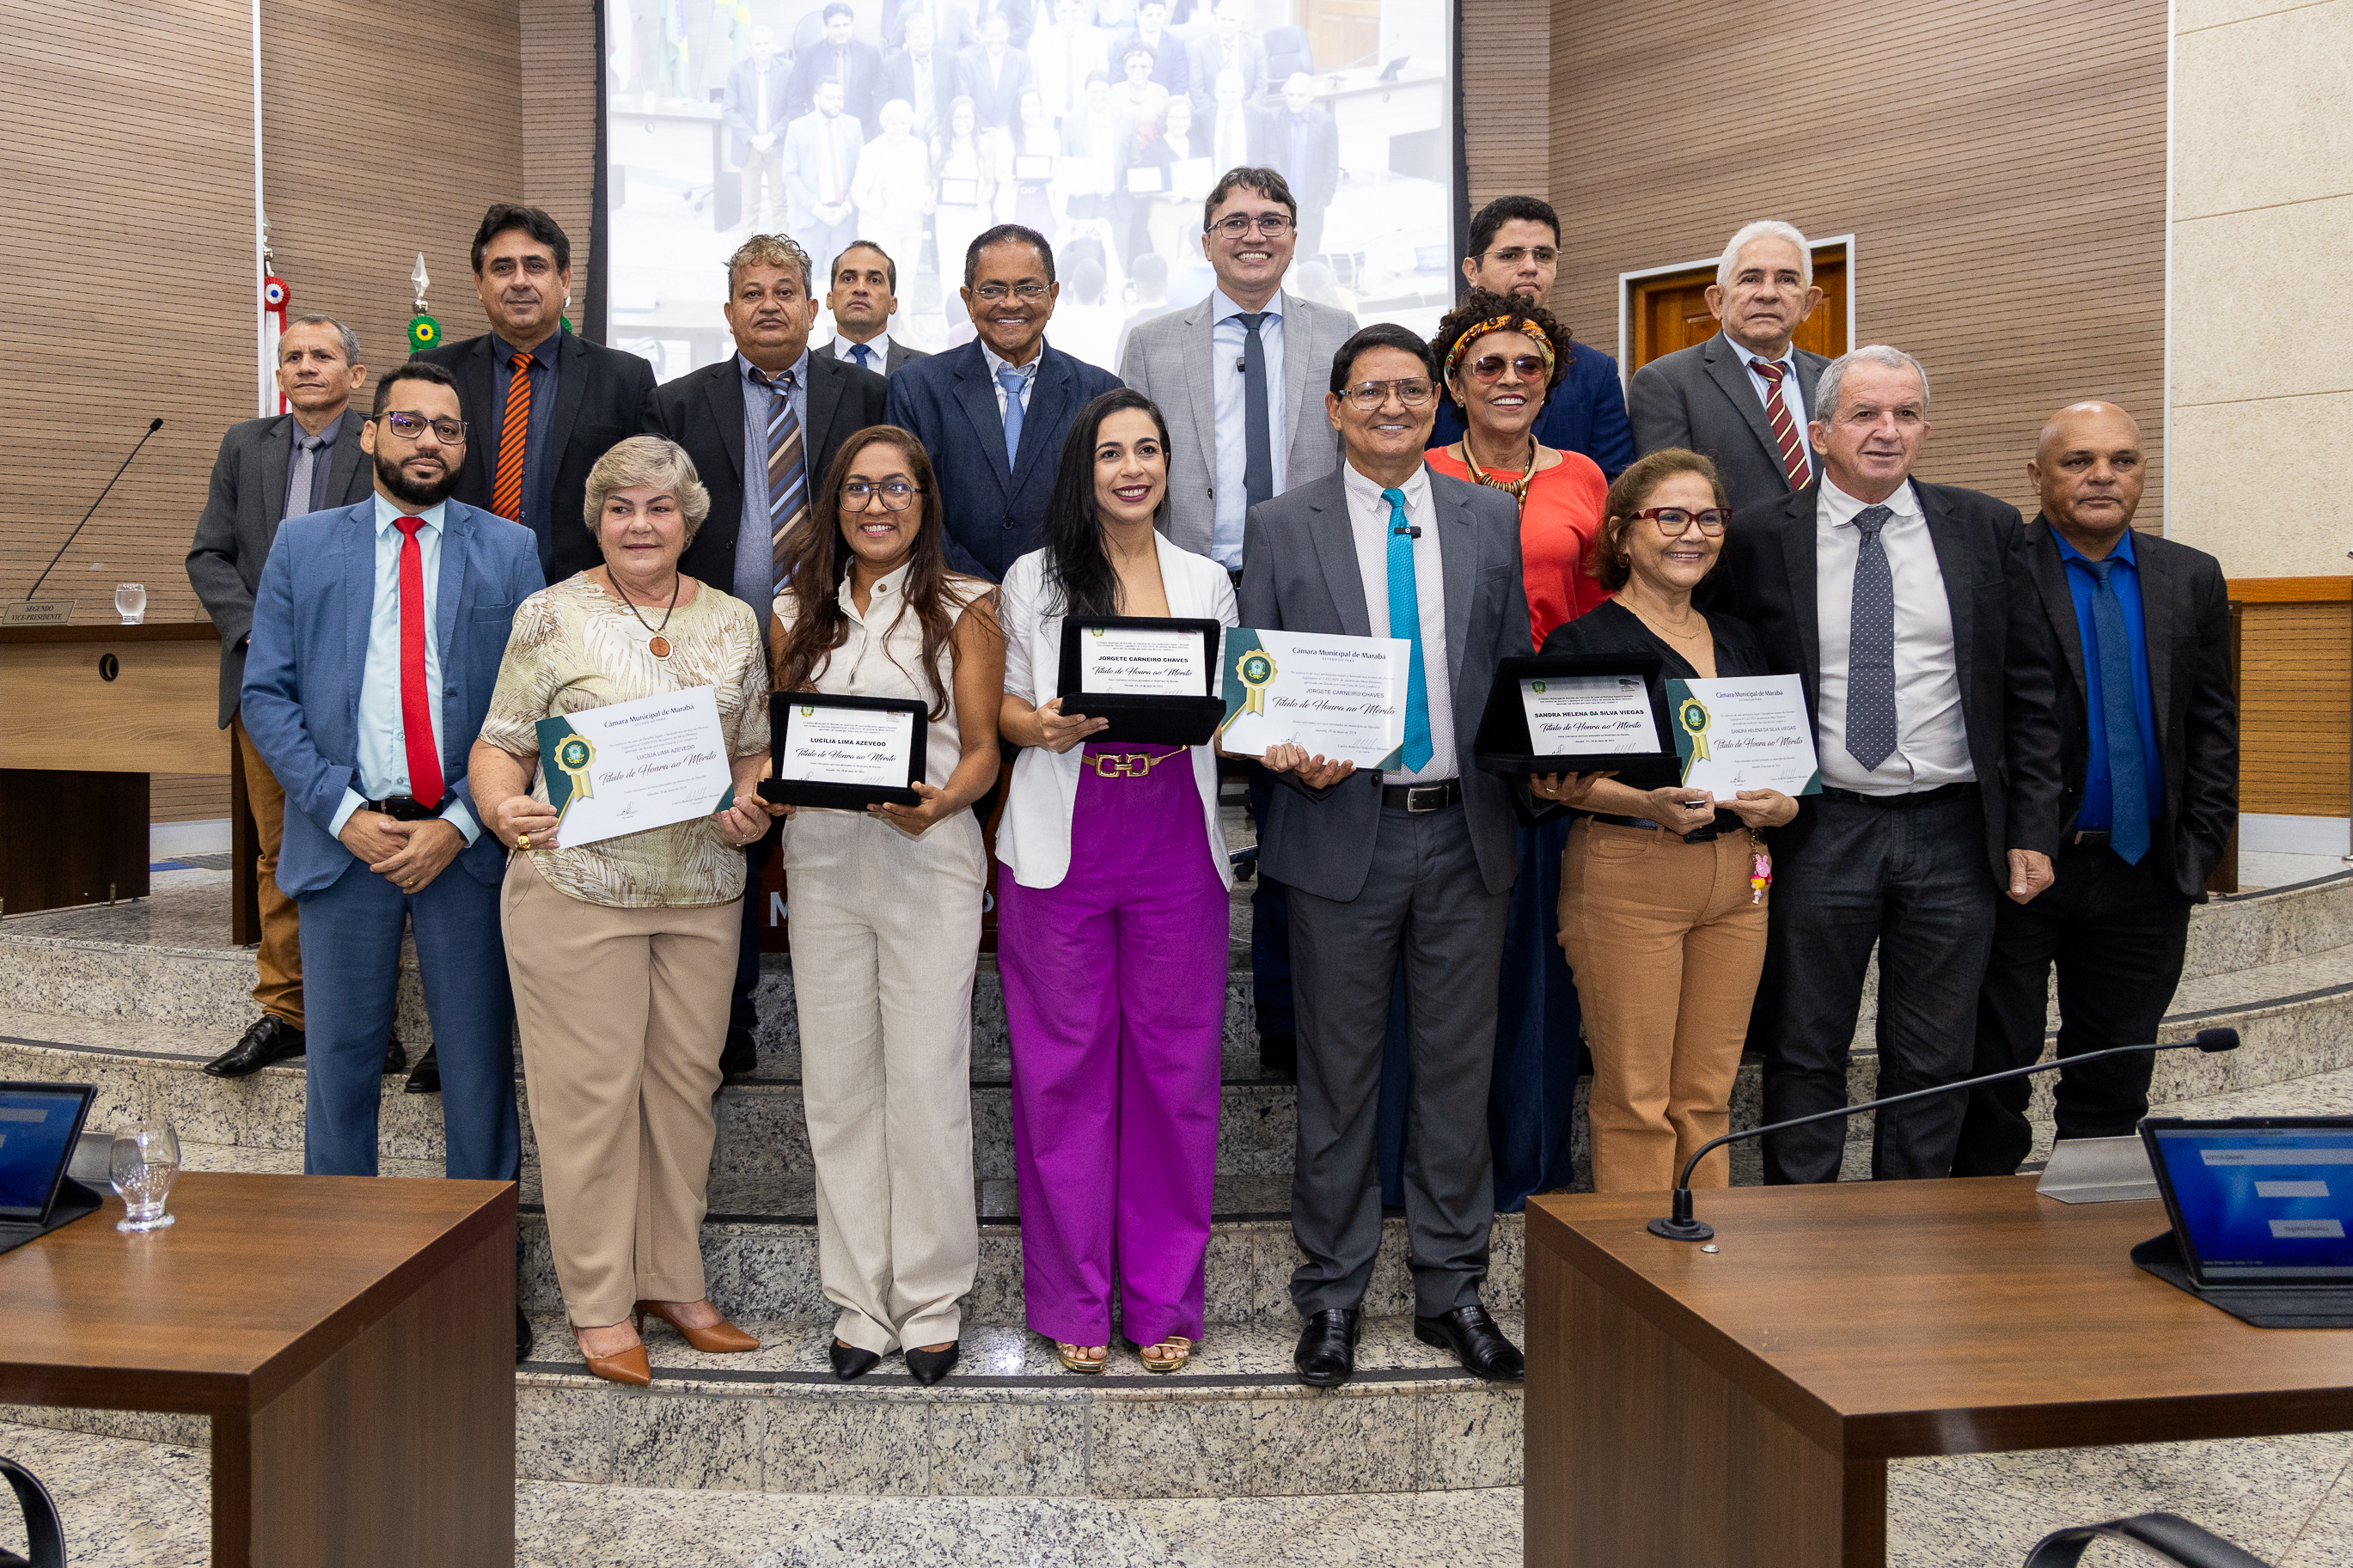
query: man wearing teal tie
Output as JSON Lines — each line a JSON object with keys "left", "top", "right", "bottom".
{"left": 1236, "top": 324, "right": 1532, "bottom": 1390}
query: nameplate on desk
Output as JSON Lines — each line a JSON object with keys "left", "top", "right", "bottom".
{"left": 2, "top": 600, "right": 76, "bottom": 626}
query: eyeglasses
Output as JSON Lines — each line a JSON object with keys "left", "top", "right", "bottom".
{"left": 841, "top": 479, "right": 920, "bottom": 510}
{"left": 1464, "top": 353, "right": 1548, "bottom": 384}
{"left": 1342, "top": 378, "right": 1437, "bottom": 411}
{"left": 378, "top": 411, "right": 468, "bottom": 442}
{"left": 969, "top": 281, "right": 1050, "bottom": 303}
{"left": 1207, "top": 212, "right": 1293, "bottom": 239}
{"left": 1631, "top": 506, "right": 1732, "bottom": 537}
{"left": 1482, "top": 245, "right": 1557, "bottom": 268}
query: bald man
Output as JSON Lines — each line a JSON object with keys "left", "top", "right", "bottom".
{"left": 1953, "top": 403, "right": 2237, "bottom": 1176}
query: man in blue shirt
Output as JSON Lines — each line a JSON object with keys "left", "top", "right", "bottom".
{"left": 1956, "top": 401, "right": 2238, "bottom": 1175}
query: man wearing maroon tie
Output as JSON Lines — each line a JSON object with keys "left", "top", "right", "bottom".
{"left": 239, "top": 361, "right": 546, "bottom": 1201}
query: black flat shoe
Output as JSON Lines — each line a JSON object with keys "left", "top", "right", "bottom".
{"left": 516, "top": 1307, "right": 534, "bottom": 1364}
{"left": 718, "top": 1025, "right": 758, "bottom": 1083}
{"left": 1293, "top": 1306, "right": 1360, "bottom": 1388}
{"left": 903, "top": 1341, "right": 960, "bottom": 1386}
{"left": 404, "top": 1043, "right": 441, "bottom": 1095}
{"left": 1257, "top": 1030, "right": 1296, "bottom": 1081}
{"left": 829, "top": 1339, "right": 881, "bottom": 1382}
{"left": 1415, "top": 1303, "right": 1524, "bottom": 1383}
{"left": 203, "top": 1015, "right": 305, "bottom": 1078}
{"left": 383, "top": 1030, "right": 407, "bottom": 1075}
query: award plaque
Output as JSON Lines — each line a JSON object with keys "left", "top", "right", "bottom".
{"left": 1054, "top": 615, "right": 1226, "bottom": 746}
{"left": 761, "top": 691, "right": 928, "bottom": 809}
{"left": 1471, "top": 652, "right": 1679, "bottom": 786}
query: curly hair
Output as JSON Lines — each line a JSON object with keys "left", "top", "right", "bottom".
{"left": 1431, "top": 289, "right": 1569, "bottom": 416}
{"left": 726, "top": 232, "right": 815, "bottom": 296}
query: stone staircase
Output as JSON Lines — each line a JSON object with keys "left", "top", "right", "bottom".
{"left": 3, "top": 869, "right": 2353, "bottom": 1504}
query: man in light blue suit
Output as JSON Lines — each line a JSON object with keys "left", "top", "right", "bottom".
{"left": 241, "top": 361, "right": 545, "bottom": 1200}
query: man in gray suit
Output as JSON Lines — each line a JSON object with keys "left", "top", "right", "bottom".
{"left": 185, "top": 314, "right": 379, "bottom": 1079}
{"left": 822, "top": 240, "right": 929, "bottom": 375}
{"left": 723, "top": 27, "right": 793, "bottom": 235}
{"left": 1238, "top": 323, "right": 1531, "bottom": 1389}
{"left": 1121, "top": 166, "right": 1354, "bottom": 1081}
{"left": 1628, "top": 219, "right": 1831, "bottom": 514}
{"left": 784, "top": 80, "right": 867, "bottom": 280}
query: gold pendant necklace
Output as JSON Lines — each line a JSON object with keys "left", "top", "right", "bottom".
{"left": 1458, "top": 438, "right": 1539, "bottom": 512}
{"left": 611, "top": 573, "right": 680, "bottom": 658}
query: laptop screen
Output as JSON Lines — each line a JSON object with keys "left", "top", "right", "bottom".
{"left": 0, "top": 1083, "right": 95, "bottom": 1223}
{"left": 2148, "top": 1121, "right": 2353, "bottom": 1282}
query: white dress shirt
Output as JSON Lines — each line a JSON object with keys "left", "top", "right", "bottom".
{"left": 981, "top": 339, "right": 1041, "bottom": 421}
{"left": 1813, "top": 475, "right": 1974, "bottom": 794}
{"left": 1727, "top": 332, "right": 1807, "bottom": 427}
{"left": 831, "top": 332, "right": 893, "bottom": 371}
{"left": 330, "top": 494, "right": 480, "bottom": 841}
{"left": 1341, "top": 461, "right": 1456, "bottom": 785}
{"left": 1207, "top": 287, "right": 1287, "bottom": 570}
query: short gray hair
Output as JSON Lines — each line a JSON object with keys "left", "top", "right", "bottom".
{"left": 584, "top": 435, "right": 712, "bottom": 542}
{"left": 726, "top": 232, "right": 814, "bottom": 297}
{"left": 1714, "top": 220, "right": 1812, "bottom": 292}
{"left": 1811, "top": 345, "right": 1932, "bottom": 424}
{"left": 282, "top": 313, "right": 360, "bottom": 365}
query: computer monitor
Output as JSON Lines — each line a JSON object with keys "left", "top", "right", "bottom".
{"left": 2142, "top": 1117, "right": 2353, "bottom": 1285}
{"left": 0, "top": 1082, "right": 97, "bottom": 1225}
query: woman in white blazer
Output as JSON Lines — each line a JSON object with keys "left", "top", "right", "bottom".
{"left": 996, "top": 387, "right": 1236, "bottom": 1377}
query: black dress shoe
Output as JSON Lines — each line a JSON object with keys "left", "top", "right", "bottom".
{"left": 204, "top": 1015, "right": 306, "bottom": 1078}
{"left": 404, "top": 1043, "right": 440, "bottom": 1095}
{"left": 718, "top": 1024, "right": 758, "bottom": 1082}
{"left": 1415, "top": 1304, "right": 1524, "bottom": 1383}
{"left": 904, "top": 1340, "right": 960, "bottom": 1386}
{"left": 516, "top": 1307, "right": 534, "bottom": 1364}
{"left": 383, "top": 1030, "right": 406, "bottom": 1075}
{"left": 1258, "top": 1029, "right": 1296, "bottom": 1080}
{"left": 1293, "top": 1307, "right": 1360, "bottom": 1388}
{"left": 830, "top": 1339, "right": 881, "bottom": 1382}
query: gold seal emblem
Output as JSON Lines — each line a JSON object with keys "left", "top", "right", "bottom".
{"left": 554, "top": 733, "right": 596, "bottom": 803}
{"left": 1677, "top": 696, "right": 1711, "bottom": 781}
{"left": 1237, "top": 648, "right": 1278, "bottom": 717}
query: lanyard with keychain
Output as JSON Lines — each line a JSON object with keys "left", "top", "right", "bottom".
{"left": 1748, "top": 827, "right": 1773, "bottom": 904}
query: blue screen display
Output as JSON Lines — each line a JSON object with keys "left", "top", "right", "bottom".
{"left": 0, "top": 1089, "right": 85, "bottom": 1218}
{"left": 2154, "top": 1127, "right": 2353, "bottom": 1279}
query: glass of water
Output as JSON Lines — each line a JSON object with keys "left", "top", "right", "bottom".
{"left": 113, "top": 583, "right": 147, "bottom": 624}
{"left": 111, "top": 1124, "right": 180, "bottom": 1233}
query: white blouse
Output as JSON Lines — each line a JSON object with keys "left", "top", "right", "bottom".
{"left": 996, "top": 533, "right": 1238, "bottom": 891}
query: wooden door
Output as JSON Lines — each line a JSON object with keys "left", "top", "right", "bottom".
{"left": 1629, "top": 248, "right": 1848, "bottom": 374}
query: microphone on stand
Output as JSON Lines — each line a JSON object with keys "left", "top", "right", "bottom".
{"left": 1647, "top": 1027, "right": 2243, "bottom": 1242}
{"left": 26, "top": 418, "right": 165, "bottom": 601}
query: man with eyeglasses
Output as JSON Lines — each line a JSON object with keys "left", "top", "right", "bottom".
{"left": 1120, "top": 166, "right": 1355, "bottom": 1078}
{"left": 643, "top": 231, "right": 888, "bottom": 1077}
{"left": 1236, "top": 323, "right": 1532, "bottom": 1390}
{"left": 1431, "top": 195, "right": 1635, "bottom": 481}
{"left": 238, "top": 359, "right": 543, "bottom": 1360}
{"left": 883, "top": 223, "right": 1123, "bottom": 580}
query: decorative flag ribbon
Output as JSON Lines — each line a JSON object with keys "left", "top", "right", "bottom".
{"left": 261, "top": 274, "right": 289, "bottom": 326}
{"left": 1677, "top": 695, "right": 1712, "bottom": 781}
{"left": 409, "top": 251, "right": 441, "bottom": 352}
{"left": 1236, "top": 648, "right": 1277, "bottom": 717}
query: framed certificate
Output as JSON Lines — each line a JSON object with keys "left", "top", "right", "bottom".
{"left": 761, "top": 691, "right": 927, "bottom": 809}
{"left": 535, "top": 686, "right": 737, "bottom": 850}
{"left": 1055, "top": 615, "right": 1225, "bottom": 746}
{"left": 1666, "top": 675, "right": 1822, "bottom": 796}
{"left": 1124, "top": 164, "right": 1166, "bottom": 194}
{"left": 1470, "top": 653, "right": 1679, "bottom": 785}
{"left": 1013, "top": 152, "right": 1054, "bottom": 181}
{"left": 938, "top": 176, "right": 982, "bottom": 206}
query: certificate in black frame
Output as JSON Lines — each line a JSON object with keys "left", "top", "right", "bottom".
{"left": 1471, "top": 652, "right": 1680, "bottom": 787}
{"left": 762, "top": 691, "right": 928, "bottom": 809}
{"left": 1054, "top": 615, "right": 1227, "bottom": 746}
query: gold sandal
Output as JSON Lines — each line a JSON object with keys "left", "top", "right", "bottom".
{"left": 1057, "top": 1341, "right": 1108, "bottom": 1374}
{"left": 1138, "top": 1335, "right": 1193, "bottom": 1374}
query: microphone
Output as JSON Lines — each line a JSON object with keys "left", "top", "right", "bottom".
{"left": 27, "top": 418, "right": 165, "bottom": 600}
{"left": 1647, "top": 1027, "right": 2243, "bottom": 1242}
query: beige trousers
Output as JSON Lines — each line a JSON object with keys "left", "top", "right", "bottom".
{"left": 503, "top": 854, "right": 738, "bottom": 1327}
{"left": 783, "top": 807, "right": 984, "bottom": 1355}
{"left": 1558, "top": 821, "right": 1768, "bottom": 1193}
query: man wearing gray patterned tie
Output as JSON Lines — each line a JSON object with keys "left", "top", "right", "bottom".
{"left": 1717, "top": 345, "right": 2065, "bottom": 1184}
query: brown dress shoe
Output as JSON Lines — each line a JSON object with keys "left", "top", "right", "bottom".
{"left": 634, "top": 1299, "right": 760, "bottom": 1352}
{"left": 571, "top": 1327, "right": 651, "bottom": 1386}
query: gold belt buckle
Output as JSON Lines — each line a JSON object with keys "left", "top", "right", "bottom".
{"left": 1088, "top": 751, "right": 1153, "bottom": 778}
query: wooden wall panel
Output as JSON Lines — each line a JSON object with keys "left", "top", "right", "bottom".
{"left": 154, "top": 776, "right": 231, "bottom": 824}
{"left": 1547, "top": 0, "right": 2168, "bottom": 532}
{"left": 523, "top": 0, "right": 599, "bottom": 289}
{"left": 1461, "top": 0, "right": 1551, "bottom": 219}
{"left": 2236, "top": 601, "right": 2350, "bottom": 817}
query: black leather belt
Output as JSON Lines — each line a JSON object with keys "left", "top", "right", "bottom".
{"left": 360, "top": 795, "right": 441, "bottom": 821}
{"left": 1586, "top": 811, "right": 1722, "bottom": 843}
{"left": 2063, "top": 827, "right": 2112, "bottom": 851}
{"left": 1379, "top": 779, "right": 1462, "bottom": 813}
{"left": 1817, "top": 781, "right": 1978, "bottom": 810}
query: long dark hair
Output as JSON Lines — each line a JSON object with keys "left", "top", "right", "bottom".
{"left": 1040, "top": 388, "right": 1172, "bottom": 619}
{"left": 772, "top": 425, "right": 989, "bottom": 720}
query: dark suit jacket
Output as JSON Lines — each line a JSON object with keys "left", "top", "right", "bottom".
{"left": 2014, "top": 516, "right": 2236, "bottom": 902}
{"left": 1431, "top": 340, "right": 1635, "bottom": 480}
{"left": 641, "top": 352, "right": 891, "bottom": 599}
{"left": 1235, "top": 465, "right": 1532, "bottom": 901}
{"left": 955, "top": 42, "right": 1035, "bottom": 126}
{"left": 1249, "top": 104, "right": 1338, "bottom": 210}
{"left": 883, "top": 339, "right": 1124, "bottom": 580}
{"left": 416, "top": 330, "right": 657, "bottom": 582}
{"left": 789, "top": 40, "right": 887, "bottom": 131}
{"left": 879, "top": 46, "right": 958, "bottom": 137}
{"left": 722, "top": 58, "right": 795, "bottom": 163}
{"left": 1719, "top": 478, "right": 2063, "bottom": 885}
{"left": 1628, "top": 335, "right": 1832, "bottom": 514}
{"left": 186, "top": 408, "right": 375, "bottom": 727}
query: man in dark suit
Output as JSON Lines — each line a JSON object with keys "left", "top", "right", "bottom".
{"left": 879, "top": 7, "right": 956, "bottom": 145}
{"left": 1720, "top": 345, "right": 2062, "bottom": 1185}
{"left": 1239, "top": 324, "right": 1531, "bottom": 1391}
{"left": 956, "top": 10, "right": 1035, "bottom": 128}
{"left": 790, "top": 2, "right": 886, "bottom": 133}
{"left": 883, "top": 223, "right": 1123, "bottom": 579}
{"left": 186, "top": 314, "right": 377, "bottom": 1080}
{"left": 723, "top": 26, "right": 793, "bottom": 234}
{"left": 1252, "top": 73, "right": 1338, "bottom": 259}
{"left": 822, "top": 240, "right": 928, "bottom": 375}
{"left": 1184, "top": 0, "right": 1264, "bottom": 118}
{"left": 417, "top": 204, "right": 657, "bottom": 584}
{"left": 1956, "top": 402, "right": 2236, "bottom": 1175}
{"left": 1629, "top": 220, "right": 1833, "bottom": 514}
{"left": 1118, "top": 0, "right": 1187, "bottom": 100}
{"left": 1431, "top": 196, "right": 1635, "bottom": 479}
{"left": 642, "top": 231, "right": 889, "bottom": 1077}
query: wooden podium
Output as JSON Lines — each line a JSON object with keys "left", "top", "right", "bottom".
{"left": 1525, "top": 1178, "right": 2353, "bottom": 1567}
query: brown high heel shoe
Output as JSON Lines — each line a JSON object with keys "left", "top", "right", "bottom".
{"left": 633, "top": 1299, "right": 761, "bottom": 1353}
{"left": 571, "top": 1325, "right": 651, "bottom": 1386}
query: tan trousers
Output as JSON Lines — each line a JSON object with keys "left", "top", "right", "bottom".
{"left": 503, "top": 855, "right": 738, "bottom": 1327}
{"left": 1558, "top": 821, "right": 1768, "bottom": 1193}
{"left": 784, "top": 807, "right": 984, "bottom": 1355}
{"left": 233, "top": 715, "right": 303, "bottom": 1028}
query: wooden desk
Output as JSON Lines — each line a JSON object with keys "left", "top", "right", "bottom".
{"left": 0, "top": 1174, "right": 516, "bottom": 1568}
{"left": 1525, "top": 1178, "right": 2353, "bottom": 1567}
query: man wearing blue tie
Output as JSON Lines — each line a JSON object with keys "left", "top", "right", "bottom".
{"left": 1236, "top": 324, "right": 1531, "bottom": 1390}
{"left": 1955, "top": 402, "right": 2237, "bottom": 1175}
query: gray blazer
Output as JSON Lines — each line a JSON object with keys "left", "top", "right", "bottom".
{"left": 1120, "top": 290, "right": 1358, "bottom": 560}
{"left": 1235, "top": 465, "right": 1531, "bottom": 903}
{"left": 1627, "top": 334, "right": 1831, "bottom": 515}
{"left": 185, "top": 407, "right": 373, "bottom": 728}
